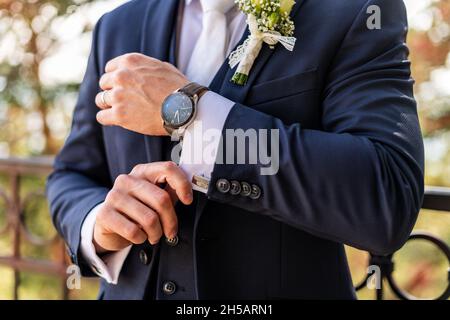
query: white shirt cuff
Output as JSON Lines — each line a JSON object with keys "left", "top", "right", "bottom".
{"left": 80, "top": 203, "right": 132, "bottom": 284}
{"left": 179, "top": 91, "right": 234, "bottom": 193}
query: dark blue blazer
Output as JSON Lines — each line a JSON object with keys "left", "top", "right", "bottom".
{"left": 47, "top": 0, "right": 424, "bottom": 299}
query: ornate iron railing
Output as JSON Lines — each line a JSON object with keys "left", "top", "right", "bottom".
{"left": 0, "top": 157, "right": 68, "bottom": 299}
{"left": 355, "top": 186, "right": 450, "bottom": 300}
{"left": 0, "top": 157, "right": 448, "bottom": 300}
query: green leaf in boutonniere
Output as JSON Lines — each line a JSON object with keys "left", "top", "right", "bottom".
{"left": 280, "top": 0, "right": 296, "bottom": 14}
{"left": 229, "top": 0, "right": 297, "bottom": 85}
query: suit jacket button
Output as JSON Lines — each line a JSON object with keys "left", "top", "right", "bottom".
{"left": 230, "top": 180, "right": 241, "bottom": 195}
{"left": 240, "top": 182, "right": 252, "bottom": 197}
{"left": 249, "top": 184, "right": 262, "bottom": 200}
{"left": 216, "top": 179, "right": 230, "bottom": 193}
{"left": 139, "top": 249, "right": 149, "bottom": 265}
{"left": 162, "top": 281, "right": 177, "bottom": 295}
{"left": 165, "top": 235, "right": 179, "bottom": 247}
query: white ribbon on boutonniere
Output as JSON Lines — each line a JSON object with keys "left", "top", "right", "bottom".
{"left": 228, "top": 0, "right": 297, "bottom": 86}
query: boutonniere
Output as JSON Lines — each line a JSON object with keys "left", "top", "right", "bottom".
{"left": 229, "top": 0, "right": 297, "bottom": 86}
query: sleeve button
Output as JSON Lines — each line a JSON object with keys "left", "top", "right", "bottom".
{"left": 249, "top": 184, "right": 262, "bottom": 200}
{"left": 216, "top": 179, "right": 231, "bottom": 193}
{"left": 230, "top": 180, "right": 242, "bottom": 195}
{"left": 240, "top": 182, "right": 252, "bottom": 197}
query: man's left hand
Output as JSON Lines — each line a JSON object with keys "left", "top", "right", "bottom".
{"left": 95, "top": 53, "right": 190, "bottom": 136}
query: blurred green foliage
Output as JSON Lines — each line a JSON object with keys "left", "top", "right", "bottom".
{"left": 0, "top": 0, "right": 95, "bottom": 156}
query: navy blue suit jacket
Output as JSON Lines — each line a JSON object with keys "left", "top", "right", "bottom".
{"left": 47, "top": 0, "right": 424, "bottom": 299}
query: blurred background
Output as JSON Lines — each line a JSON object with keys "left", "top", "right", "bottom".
{"left": 0, "top": 0, "right": 449, "bottom": 300}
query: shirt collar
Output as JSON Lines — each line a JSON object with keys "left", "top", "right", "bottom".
{"left": 185, "top": 0, "right": 238, "bottom": 13}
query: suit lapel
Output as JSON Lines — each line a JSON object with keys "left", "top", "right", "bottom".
{"left": 140, "top": 0, "right": 180, "bottom": 163}
{"left": 141, "top": 0, "right": 179, "bottom": 62}
{"left": 195, "top": 0, "right": 307, "bottom": 227}
{"left": 216, "top": 0, "right": 306, "bottom": 103}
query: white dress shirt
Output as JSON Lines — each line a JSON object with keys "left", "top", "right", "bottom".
{"left": 80, "top": 0, "right": 247, "bottom": 284}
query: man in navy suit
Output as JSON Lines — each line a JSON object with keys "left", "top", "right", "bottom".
{"left": 47, "top": 0, "right": 424, "bottom": 299}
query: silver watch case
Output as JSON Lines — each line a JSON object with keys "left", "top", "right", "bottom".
{"left": 161, "top": 88, "right": 199, "bottom": 139}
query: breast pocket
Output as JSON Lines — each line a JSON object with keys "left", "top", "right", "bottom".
{"left": 246, "top": 68, "right": 318, "bottom": 106}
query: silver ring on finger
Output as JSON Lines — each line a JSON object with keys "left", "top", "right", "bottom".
{"left": 101, "top": 90, "right": 109, "bottom": 108}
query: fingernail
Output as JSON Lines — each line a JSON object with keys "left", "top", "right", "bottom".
{"left": 186, "top": 191, "right": 193, "bottom": 203}
{"left": 149, "top": 239, "right": 160, "bottom": 245}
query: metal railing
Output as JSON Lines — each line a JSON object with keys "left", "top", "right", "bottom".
{"left": 355, "top": 186, "right": 450, "bottom": 300}
{"left": 0, "top": 157, "right": 449, "bottom": 300}
{"left": 0, "top": 157, "right": 68, "bottom": 299}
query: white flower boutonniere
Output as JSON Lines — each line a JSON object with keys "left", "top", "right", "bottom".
{"left": 229, "top": 0, "right": 297, "bottom": 86}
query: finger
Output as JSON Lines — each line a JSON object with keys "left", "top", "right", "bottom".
{"left": 105, "top": 53, "right": 143, "bottom": 72}
{"left": 98, "top": 206, "right": 147, "bottom": 245}
{"left": 105, "top": 55, "right": 123, "bottom": 73}
{"left": 95, "top": 91, "right": 111, "bottom": 110}
{"left": 123, "top": 177, "right": 178, "bottom": 239}
{"left": 131, "top": 162, "right": 193, "bottom": 205}
{"left": 94, "top": 224, "right": 131, "bottom": 252}
{"left": 165, "top": 185, "right": 179, "bottom": 205}
{"left": 96, "top": 109, "right": 116, "bottom": 126}
{"left": 114, "top": 175, "right": 178, "bottom": 239}
{"left": 106, "top": 53, "right": 161, "bottom": 73}
{"left": 111, "top": 191, "right": 164, "bottom": 244}
{"left": 99, "top": 72, "right": 115, "bottom": 91}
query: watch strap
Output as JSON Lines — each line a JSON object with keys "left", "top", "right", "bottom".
{"left": 179, "top": 82, "right": 209, "bottom": 98}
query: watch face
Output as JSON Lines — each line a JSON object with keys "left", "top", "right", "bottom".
{"left": 161, "top": 92, "right": 194, "bottom": 128}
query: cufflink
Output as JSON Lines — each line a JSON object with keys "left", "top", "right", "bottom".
{"left": 192, "top": 174, "right": 210, "bottom": 192}
{"left": 91, "top": 264, "right": 102, "bottom": 275}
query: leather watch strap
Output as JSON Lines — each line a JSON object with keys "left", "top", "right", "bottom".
{"left": 179, "top": 82, "right": 209, "bottom": 98}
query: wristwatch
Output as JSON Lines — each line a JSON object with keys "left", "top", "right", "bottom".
{"left": 161, "top": 82, "right": 209, "bottom": 138}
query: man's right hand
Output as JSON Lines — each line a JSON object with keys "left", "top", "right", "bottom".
{"left": 93, "top": 161, "right": 193, "bottom": 254}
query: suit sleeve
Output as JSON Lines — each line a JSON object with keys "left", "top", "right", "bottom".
{"left": 208, "top": 0, "right": 424, "bottom": 255}
{"left": 46, "top": 17, "right": 111, "bottom": 275}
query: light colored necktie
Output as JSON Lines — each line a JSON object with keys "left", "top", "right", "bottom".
{"left": 185, "top": 0, "right": 236, "bottom": 86}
